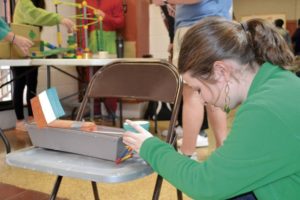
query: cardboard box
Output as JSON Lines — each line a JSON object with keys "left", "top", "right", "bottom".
{"left": 0, "top": 41, "right": 11, "bottom": 59}
{"left": 10, "top": 23, "right": 41, "bottom": 58}
{"left": 10, "top": 23, "right": 40, "bottom": 41}
{"left": 26, "top": 123, "right": 127, "bottom": 161}
{"left": 0, "top": 24, "right": 41, "bottom": 59}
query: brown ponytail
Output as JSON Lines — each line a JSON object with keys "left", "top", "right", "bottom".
{"left": 245, "top": 18, "right": 294, "bottom": 68}
{"left": 178, "top": 17, "right": 294, "bottom": 79}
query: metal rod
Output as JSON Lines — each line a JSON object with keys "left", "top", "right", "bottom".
{"left": 89, "top": 66, "right": 94, "bottom": 121}
{"left": 0, "top": 66, "right": 40, "bottom": 89}
{"left": 3, "top": 0, "right": 8, "bottom": 22}
{"left": 47, "top": 65, "right": 51, "bottom": 89}
{"left": 50, "top": 65, "right": 87, "bottom": 83}
{"left": 83, "top": 4, "right": 89, "bottom": 50}
{"left": 119, "top": 98, "right": 123, "bottom": 128}
{"left": 0, "top": 128, "right": 11, "bottom": 154}
{"left": 176, "top": 189, "right": 183, "bottom": 200}
{"left": 152, "top": 175, "right": 163, "bottom": 200}
{"left": 55, "top": 4, "right": 62, "bottom": 48}
{"left": 91, "top": 181, "right": 100, "bottom": 200}
{"left": 49, "top": 176, "right": 63, "bottom": 200}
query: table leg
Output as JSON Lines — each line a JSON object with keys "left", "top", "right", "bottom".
{"left": 47, "top": 65, "right": 51, "bottom": 89}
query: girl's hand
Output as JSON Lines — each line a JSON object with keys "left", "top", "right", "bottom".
{"left": 122, "top": 120, "right": 153, "bottom": 154}
{"left": 60, "top": 18, "right": 76, "bottom": 33}
{"left": 13, "top": 34, "right": 34, "bottom": 56}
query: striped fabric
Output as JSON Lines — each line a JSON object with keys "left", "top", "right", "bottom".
{"left": 31, "top": 88, "right": 65, "bottom": 128}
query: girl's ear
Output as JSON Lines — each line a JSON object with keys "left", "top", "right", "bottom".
{"left": 212, "top": 61, "right": 231, "bottom": 82}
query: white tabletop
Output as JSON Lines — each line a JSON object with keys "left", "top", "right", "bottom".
{"left": 31, "top": 58, "right": 118, "bottom": 66}
{"left": 0, "top": 59, "right": 31, "bottom": 66}
{"left": 0, "top": 58, "right": 164, "bottom": 67}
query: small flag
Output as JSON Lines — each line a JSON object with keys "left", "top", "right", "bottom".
{"left": 31, "top": 97, "right": 47, "bottom": 128}
{"left": 31, "top": 88, "right": 65, "bottom": 128}
{"left": 46, "top": 88, "right": 65, "bottom": 118}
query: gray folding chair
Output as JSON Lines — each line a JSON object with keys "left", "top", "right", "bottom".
{"left": 76, "top": 59, "right": 183, "bottom": 199}
{"left": 3, "top": 59, "right": 183, "bottom": 200}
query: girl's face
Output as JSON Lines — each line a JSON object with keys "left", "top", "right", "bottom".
{"left": 182, "top": 60, "right": 257, "bottom": 111}
{"left": 182, "top": 72, "right": 227, "bottom": 109}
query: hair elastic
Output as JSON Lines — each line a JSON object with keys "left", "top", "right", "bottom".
{"left": 240, "top": 22, "right": 248, "bottom": 32}
{"left": 11, "top": 33, "right": 16, "bottom": 44}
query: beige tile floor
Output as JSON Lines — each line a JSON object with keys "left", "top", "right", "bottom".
{"left": 0, "top": 110, "right": 236, "bottom": 200}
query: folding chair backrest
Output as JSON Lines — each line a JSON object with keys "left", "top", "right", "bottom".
{"left": 76, "top": 59, "right": 183, "bottom": 143}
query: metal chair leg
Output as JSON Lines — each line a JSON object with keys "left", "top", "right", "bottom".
{"left": 49, "top": 176, "right": 63, "bottom": 200}
{"left": 176, "top": 189, "right": 183, "bottom": 200}
{"left": 0, "top": 128, "right": 11, "bottom": 154}
{"left": 119, "top": 98, "right": 123, "bottom": 128}
{"left": 154, "top": 104, "right": 158, "bottom": 133}
{"left": 152, "top": 175, "right": 163, "bottom": 200}
{"left": 91, "top": 181, "right": 100, "bottom": 200}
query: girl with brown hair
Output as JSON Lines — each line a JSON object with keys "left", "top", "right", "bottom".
{"left": 123, "top": 17, "right": 299, "bottom": 199}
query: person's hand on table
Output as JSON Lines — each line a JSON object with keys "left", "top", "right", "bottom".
{"left": 122, "top": 120, "right": 153, "bottom": 154}
{"left": 60, "top": 18, "right": 76, "bottom": 33}
{"left": 10, "top": 33, "right": 33, "bottom": 56}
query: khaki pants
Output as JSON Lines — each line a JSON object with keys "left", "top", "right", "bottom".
{"left": 172, "top": 26, "right": 190, "bottom": 67}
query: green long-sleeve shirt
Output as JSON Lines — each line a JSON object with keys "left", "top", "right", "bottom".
{"left": 13, "top": 0, "right": 61, "bottom": 26}
{"left": 0, "top": 18, "right": 10, "bottom": 40}
{"left": 140, "top": 62, "right": 300, "bottom": 200}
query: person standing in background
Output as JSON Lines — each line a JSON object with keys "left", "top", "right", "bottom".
{"left": 292, "top": 19, "right": 300, "bottom": 55}
{"left": 0, "top": 17, "right": 33, "bottom": 56}
{"left": 87, "top": 0, "right": 125, "bottom": 55}
{"left": 160, "top": 4, "right": 175, "bottom": 61}
{"left": 153, "top": 0, "right": 232, "bottom": 158}
{"left": 12, "top": 0, "right": 75, "bottom": 131}
{"left": 274, "top": 18, "right": 292, "bottom": 50}
{"left": 86, "top": 0, "right": 125, "bottom": 119}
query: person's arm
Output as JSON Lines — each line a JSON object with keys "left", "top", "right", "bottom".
{"left": 153, "top": 0, "right": 201, "bottom": 5}
{"left": 0, "top": 18, "right": 10, "bottom": 40}
{"left": 125, "top": 105, "right": 299, "bottom": 199}
{"left": 16, "top": 0, "right": 61, "bottom": 26}
{"left": 16, "top": 0, "right": 75, "bottom": 32}
{"left": 4, "top": 32, "right": 33, "bottom": 56}
{"left": 95, "top": 0, "right": 125, "bottom": 30}
{"left": 0, "top": 18, "right": 33, "bottom": 56}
